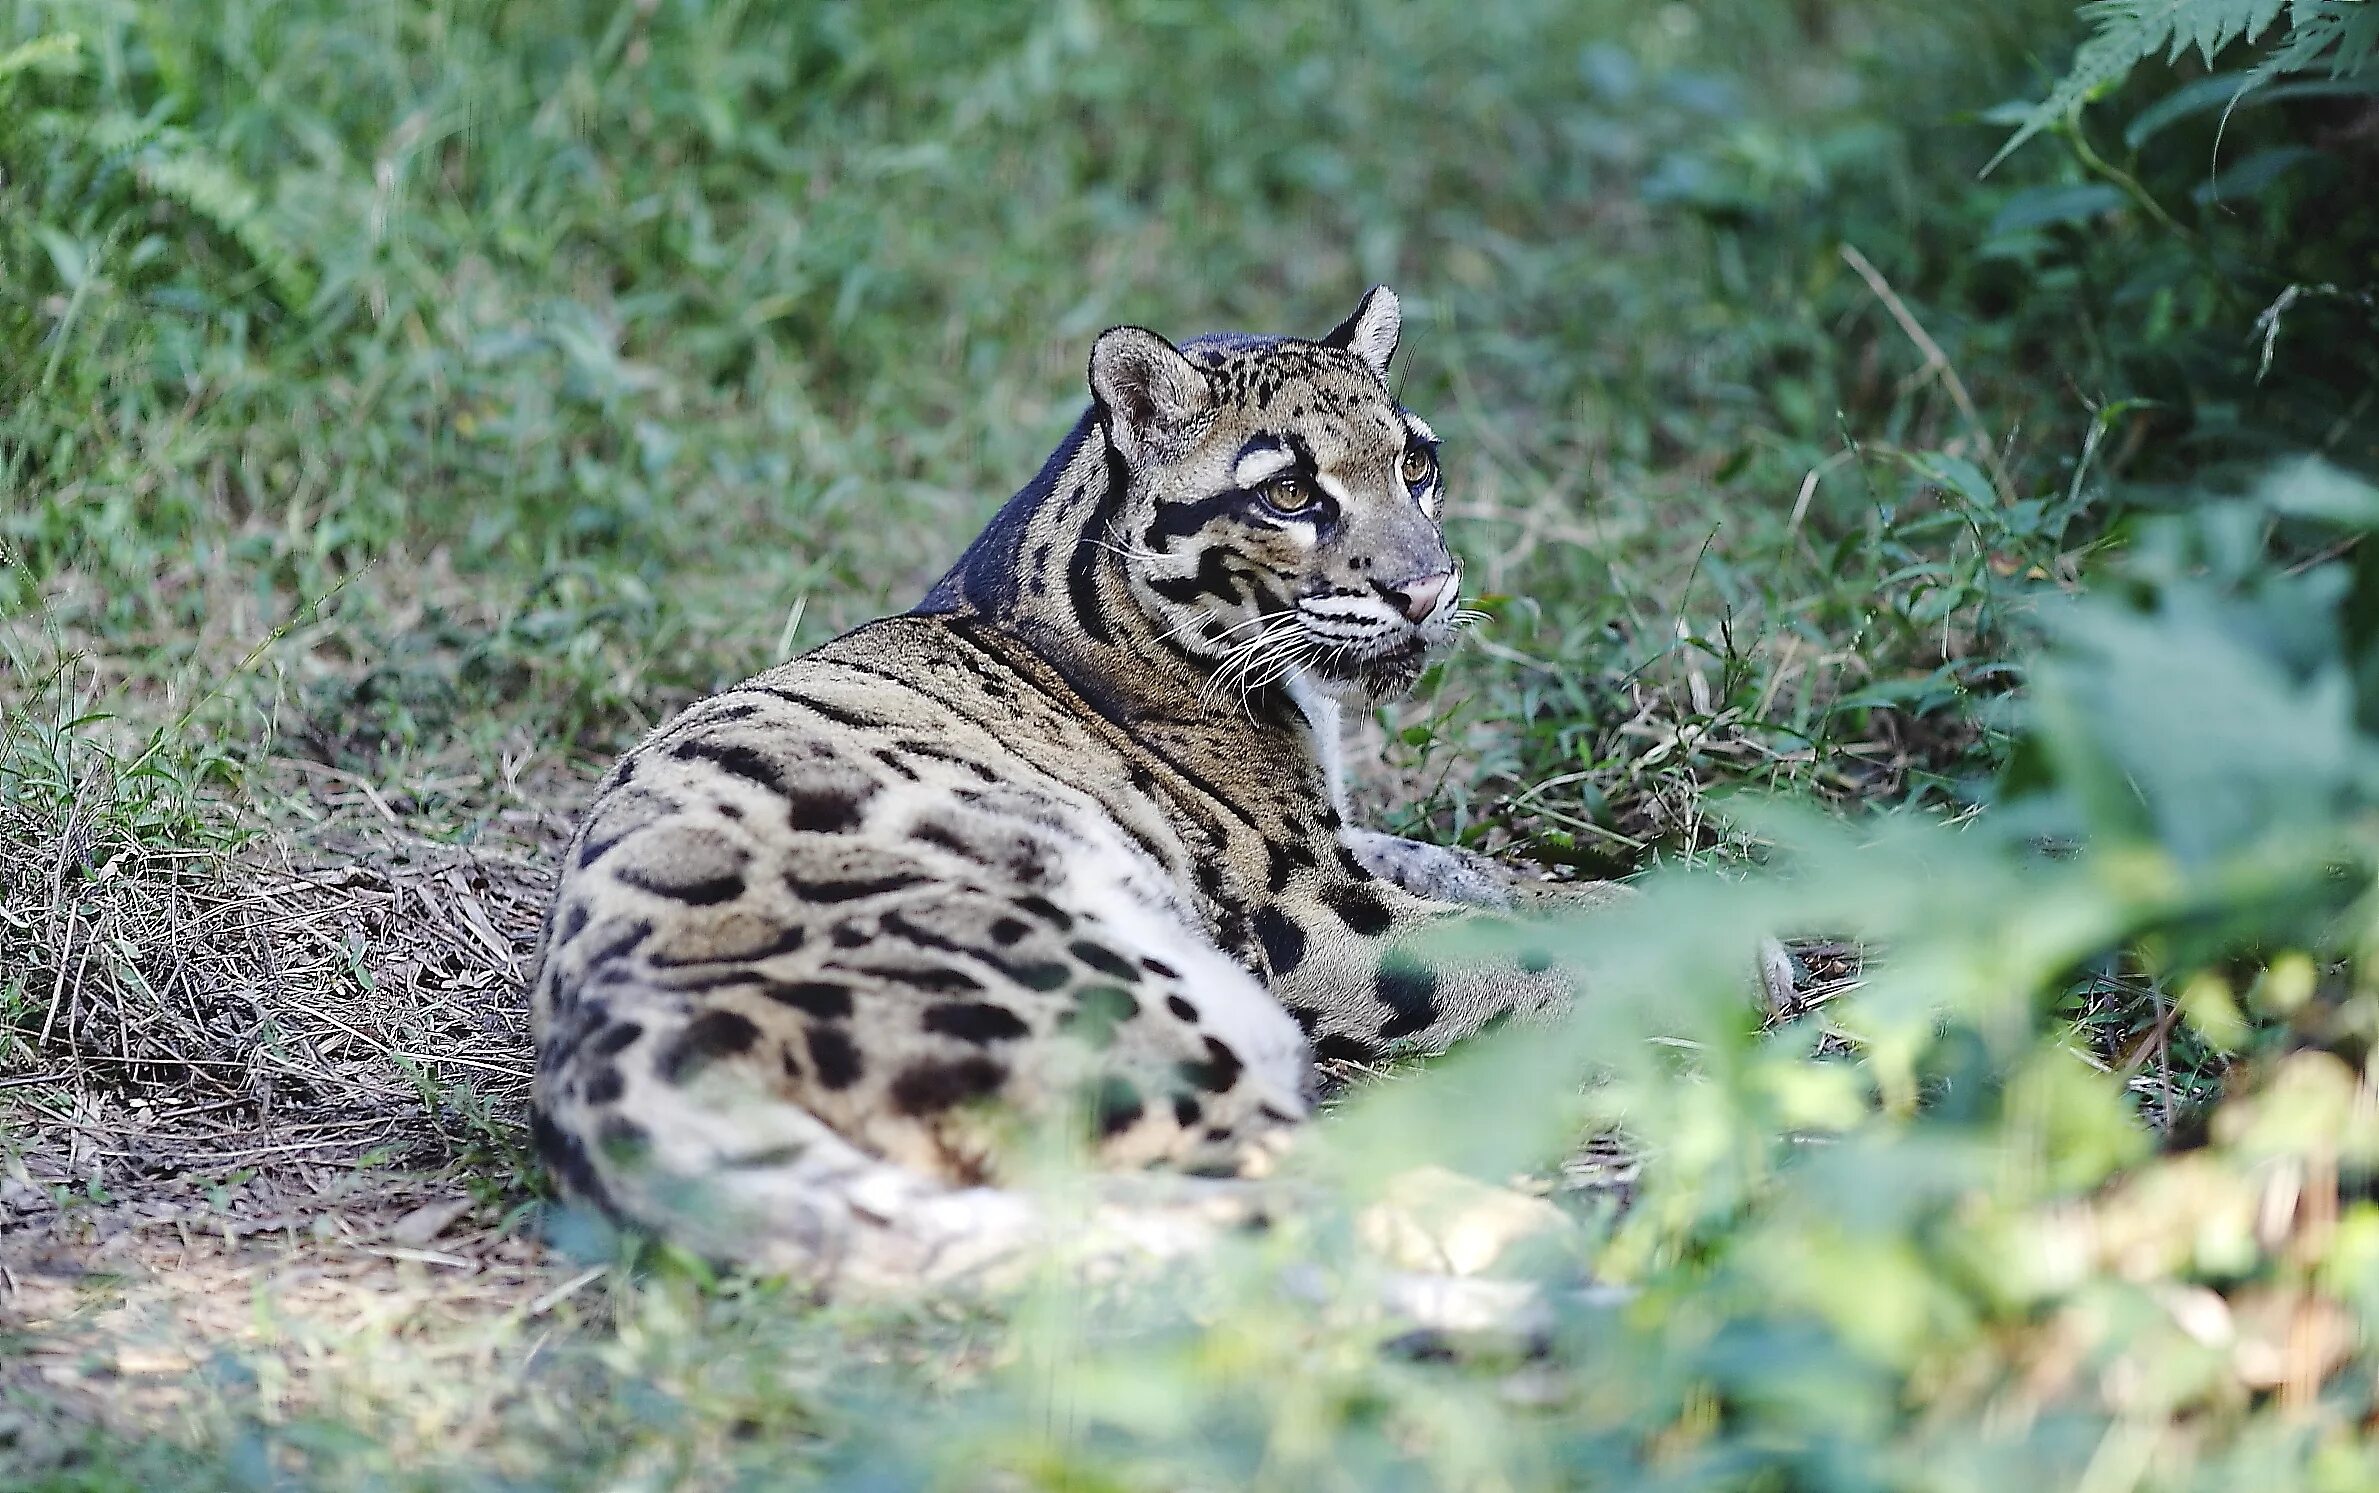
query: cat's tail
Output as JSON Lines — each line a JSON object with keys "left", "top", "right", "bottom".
{"left": 533, "top": 1080, "right": 1591, "bottom": 1358}
{"left": 532, "top": 1078, "right": 1267, "bottom": 1292}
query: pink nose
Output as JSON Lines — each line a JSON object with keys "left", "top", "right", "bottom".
{"left": 1382, "top": 570, "right": 1454, "bottom": 624}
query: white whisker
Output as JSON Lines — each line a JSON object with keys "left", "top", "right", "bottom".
{"left": 1243, "top": 636, "right": 1320, "bottom": 695}
{"left": 1083, "top": 520, "right": 1173, "bottom": 571}
{"left": 1086, "top": 536, "right": 1163, "bottom": 566}
{"left": 1155, "top": 605, "right": 1280, "bottom": 648}
{"left": 1197, "top": 630, "right": 1274, "bottom": 703}
{"left": 1206, "top": 633, "right": 1297, "bottom": 701}
{"left": 1199, "top": 617, "right": 1306, "bottom": 709}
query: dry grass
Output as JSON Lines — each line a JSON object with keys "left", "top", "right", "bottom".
{"left": 0, "top": 714, "right": 601, "bottom": 1441}
{"left": 0, "top": 755, "right": 562, "bottom": 1164}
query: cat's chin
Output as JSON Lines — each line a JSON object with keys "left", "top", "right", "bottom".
{"left": 1303, "top": 639, "right": 1437, "bottom": 705}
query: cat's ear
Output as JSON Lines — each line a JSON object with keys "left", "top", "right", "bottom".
{"left": 1321, "top": 285, "right": 1400, "bottom": 382}
{"left": 1089, "top": 326, "right": 1213, "bottom": 465}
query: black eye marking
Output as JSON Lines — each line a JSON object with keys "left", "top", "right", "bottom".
{"left": 1234, "top": 434, "right": 1292, "bottom": 468}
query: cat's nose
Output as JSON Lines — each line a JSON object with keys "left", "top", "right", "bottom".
{"left": 1378, "top": 570, "right": 1454, "bottom": 624}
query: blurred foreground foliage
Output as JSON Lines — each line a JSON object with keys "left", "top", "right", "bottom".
{"left": 761, "top": 458, "right": 2379, "bottom": 1492}
{"left": 4, "top": 0, "right": 2379, "bottom": 1487}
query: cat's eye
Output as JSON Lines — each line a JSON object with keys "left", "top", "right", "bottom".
{"left": 1262, "top": 475, "right": 1318, "bottom": 514}
{"left": 1400, "top": 446, "right": 1434, "bottom": 486}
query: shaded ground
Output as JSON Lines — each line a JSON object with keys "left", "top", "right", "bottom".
{"left": 1, "top": 763, "right": 574, "bottom": 1433}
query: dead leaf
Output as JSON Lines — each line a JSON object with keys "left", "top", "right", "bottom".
{"left": 386, "top": 1197, "right": 472, "bottom": 1246}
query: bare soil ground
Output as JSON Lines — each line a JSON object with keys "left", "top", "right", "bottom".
{"left": 1, "top": 765, "right": 591, "bottom": 1436}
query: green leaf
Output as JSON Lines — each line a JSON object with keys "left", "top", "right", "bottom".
{"left": 2189, "top": 143, "right": 2323, "bottom": 202}
{"left": 31, "top": 225, "right": 90, "bottom": 289}
{"left": 1987, "top": 183, "right": 2125, "bottom": 236}
{"left": 1906, "top": 451, "right": 2001, "bottom": 512}
{"left": 2123, "top": 70, "right": 2259, "bottom": 145}
{"left": 2242, "top": 1, "right": 2379, "bottom": 88}
{"left": 1987, "top": 0, "right": 2290, "bottom": 174}
{"left": 2124, "top": 70, "right": 2379, "bottom": 146}
{"left": 2256, "top": 456, "right": 2379, "bottom": 524}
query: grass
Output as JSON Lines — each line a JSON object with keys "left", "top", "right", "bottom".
{"left": 7, "top": 0, "right": 2379, "bottom": 1487}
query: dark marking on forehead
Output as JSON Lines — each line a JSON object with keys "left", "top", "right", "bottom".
{"left": 1183, "top": 335, "right": 1387, "bottom": 411}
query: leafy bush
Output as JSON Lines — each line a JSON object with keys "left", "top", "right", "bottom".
{"left": 1979, "top": 0, "right": 2379, "bottom": 473}
{"left": 1994, "top": 0, "right": 2379, "bottom": 167}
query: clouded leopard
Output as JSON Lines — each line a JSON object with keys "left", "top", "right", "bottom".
{"left": 529, "top": 288, "right": 1631, "bottom": 1287}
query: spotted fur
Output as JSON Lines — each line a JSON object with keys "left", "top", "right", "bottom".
{"left": 529, "top": 288, "right": 1619, "bottom": 1287}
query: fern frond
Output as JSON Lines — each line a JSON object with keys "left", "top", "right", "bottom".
{"left": 39, "top": 111, "right": 317, "bottom": 310}
{"left": 2247, "top": 0, "right": 2379, "bottom": 85}
{"left": 134, "top": 146, "right": 317, "bottom": 309}
{"left": 1987, "top": 0, "right": 2289, "bottom": 173}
